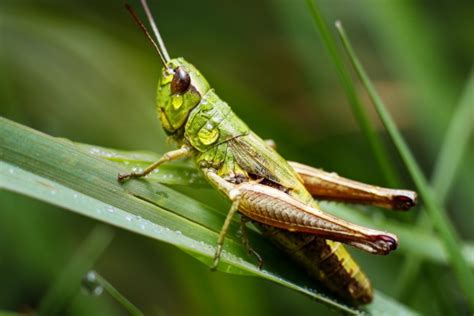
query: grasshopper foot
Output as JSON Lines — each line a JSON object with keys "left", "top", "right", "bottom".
{"left": 117, "top": 172, "right": 140, "bottom": 183}
{"left": 248, "top": 248, "right": 263, "bottom": 270}
{"left": 240, "top": 216, "right": 264, "bottom": 270}
{"left": 210, "top": 245, "right": 222, "bottom": 271}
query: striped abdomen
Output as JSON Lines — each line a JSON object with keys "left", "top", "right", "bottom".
{"left": 257, "top": 224, "right": 372, "bottom": 304}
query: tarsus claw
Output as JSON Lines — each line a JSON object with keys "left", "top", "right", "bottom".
{"left": 117, "top": 173, "right": 132, "bottom": 183}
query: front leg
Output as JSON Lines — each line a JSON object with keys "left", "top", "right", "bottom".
{"left": 117, "top": 145, "right": 193, "bottom": 182}
{"left": 240, "top": 215, "right": 263, "bottom": 269}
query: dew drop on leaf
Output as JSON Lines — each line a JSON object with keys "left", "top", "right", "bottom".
{"left": 81, "top": 271, "right": 103, "bottom": 297}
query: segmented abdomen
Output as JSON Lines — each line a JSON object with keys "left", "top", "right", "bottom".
{"left": 257, "top": 223, "right": 373, "bottom": 304}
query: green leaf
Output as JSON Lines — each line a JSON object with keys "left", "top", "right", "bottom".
{"left": 0, "top": 117, "right": 418, "bottom": 315}
{"left": 81, "top": 140, "right": 474, "bottom": 269}
{"left": 334, "top": 22, "right": 474, "bottom": 311}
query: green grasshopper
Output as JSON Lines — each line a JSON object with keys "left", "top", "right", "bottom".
{"left": 119, "top": 1, "right": 417, "bottom": 305}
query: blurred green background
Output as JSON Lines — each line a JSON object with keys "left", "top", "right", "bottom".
{"left": 1, "top": 0, "right": 473, "bottom": 315}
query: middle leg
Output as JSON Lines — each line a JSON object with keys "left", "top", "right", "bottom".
{"left": 205, "top": 170, "right": 243, "bottom": 270}
{"left": 240, "top": 215, "right": 263, "bottom": 269}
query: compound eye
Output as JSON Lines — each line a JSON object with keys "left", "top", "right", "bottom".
{"left": 171, "top": 67, "right": 191, "bottom": 95}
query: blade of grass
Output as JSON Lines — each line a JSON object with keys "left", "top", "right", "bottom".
{"left": 363, "top": 1, "right": 458, "bottom": 151}
{"left": 304, "top": 0, "right": 399, "bottom": 187}
{"left": 84, "top": 144, "right": 474, "bottom": 268}
{"left": 83, "top": 271, "right": 144, "bottom": 316}
{"left": 38, "top": 225, "right": 114, "bottom": 315}
{"left": 0, "top": 116, "right": 420, "bottom": 315}
{"left": 431, "top": 71, "right": 474, "bottom": 201}
{"left": 335, "top": 21, "right": 474, "bottom": 310}
{"left": 394, "top": 70, "right": 474, "bottom": 298}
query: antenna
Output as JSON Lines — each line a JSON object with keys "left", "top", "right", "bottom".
{"left": 125, "top": 3, "right": 169, "bottom": 66}
{"left": 140, "top": 0, "right": 171, "bottom": 62}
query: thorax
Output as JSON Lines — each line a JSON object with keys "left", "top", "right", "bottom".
{"left": 184, "top": 90, "right": 249, "bottom": 153}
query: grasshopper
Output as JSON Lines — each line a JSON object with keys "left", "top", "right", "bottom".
{"left": 119, "top": 1, "right": 417, "bottom": 305}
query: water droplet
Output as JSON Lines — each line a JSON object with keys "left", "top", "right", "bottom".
{"left": 172, "top": 94, "right": 183, "bottom": 109}
{"left": 161, "top": 73, "right": 173, "bottom": 85}
{"left": 89, "top": 147, "right": 100, "bottom": 154}
{"left": 107, "top": 207, "right": 115, "bottom": 213}
{"left": 8, "top": 168, "right": 14, "bottom": 174}
{"left": 88, "top": 147, "right": 116, "bottom": 158}
{"left": 198, "top": 126, "right": 219, "bottom": 145}
{"left": 154, "top": 191, "right": 169, "bottom": 199}
{"left": 73, "top": 193, "right": 78, "bottom": 199}
{"left": 125, "top": 215, "right": 132, "bottom": 221}
{"left": 81, "top": 271, "right": 103, "bottom": 297}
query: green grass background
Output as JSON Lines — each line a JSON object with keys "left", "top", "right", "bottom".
{"left": 1, "top": 0, "right": 473, "bottom": 315}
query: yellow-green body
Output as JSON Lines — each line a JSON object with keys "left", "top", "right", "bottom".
{"left": 156, "top": 58, "right": 372, "bottom": 304}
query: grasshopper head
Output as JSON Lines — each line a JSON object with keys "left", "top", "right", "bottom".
{"left": 124, "top": 3, "right": 210, "bottom": 134}
{"left": 157, "top": 58, "right": 211, "bottom": 134}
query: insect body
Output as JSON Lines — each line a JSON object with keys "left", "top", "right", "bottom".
{"left": 120, "top": 2, "right": 416, "bottom": 305}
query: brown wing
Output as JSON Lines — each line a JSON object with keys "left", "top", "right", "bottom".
{"left": 228, "top": 132, "right": 309, "bottom": 197}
